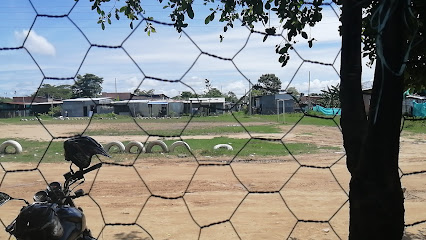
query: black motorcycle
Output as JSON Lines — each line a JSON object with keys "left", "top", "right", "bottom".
{"left": 0, "top": 136, "right": 110, "bottom": 240}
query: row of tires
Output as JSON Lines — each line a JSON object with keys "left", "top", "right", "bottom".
{"left": 104, "top": 141, "right": 234, "bottom": 154}
{"left": 0, "top": 139, "right": 234, "bottom": 155}
{"left": 104, "top": 140, "right": 191, "bottom": 154}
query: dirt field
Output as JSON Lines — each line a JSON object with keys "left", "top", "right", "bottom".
{"left": 0, "top": 120, "right": 425, "bottom": 239}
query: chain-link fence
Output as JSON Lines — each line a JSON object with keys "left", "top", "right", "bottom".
{"left": 0, "top": 1, "right": 425, "bottom": 239}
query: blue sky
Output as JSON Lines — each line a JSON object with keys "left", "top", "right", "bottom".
{"left": 0, "top": 0, "right": 375, "bottom": 98}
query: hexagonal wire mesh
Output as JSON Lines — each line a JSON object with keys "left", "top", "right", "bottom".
{"left": 0, "top": 0, "right": 425, "bottom": 239}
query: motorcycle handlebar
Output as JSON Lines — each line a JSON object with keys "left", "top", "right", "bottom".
{"left": 65, "top": 163, "right": 103, "bottom": 182}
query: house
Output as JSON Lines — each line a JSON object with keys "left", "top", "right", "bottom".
{"left": 0, "top": 101, "right": 30, "bottom": 118}
{"left": 31, "top": 101, "right": 63, "bottom": 115}
{"left": 253, "top": 94, "right": 295, "bottom": 115}
{"left": 112, "top": 100, "right": 184, "bottom": 117}
{"left": 113, "top": 100, "right": 149, "bottom": 116}
{"left": 184, "top": 98, "right": 226, "bottom": 115}
{"left": 0, "top": 96, "right": 62, "bottom": 118}
{"left": 62, "top": 98, "right": 113, "bottom": 117}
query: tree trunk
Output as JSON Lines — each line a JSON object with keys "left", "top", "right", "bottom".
{"left": 340, "top": 0, "right": 405, "bottom": 239}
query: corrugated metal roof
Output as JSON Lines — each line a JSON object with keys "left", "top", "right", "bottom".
{"left": 63, "top": 97, "right": 110, "bottom": 102}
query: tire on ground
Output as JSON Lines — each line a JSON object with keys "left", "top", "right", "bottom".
{"left": 169, "top": 141, "right": 191, "bottom": 152}
{"left": 104, "top": 141, "right": 125, "bottom": 153}
{"left": 0, "top": 140, "right": 23, "bottom": 154}
{"left": 145, "top": 140, "right": 169, "bottom": 153}
{"left": 213, "top": 144, "right": 233, "bottom": 151}
{"left": 125, "top": 141, "right": 145, "bottom": 154}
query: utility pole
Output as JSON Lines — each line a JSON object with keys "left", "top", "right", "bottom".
{"left": 308, "top": 71, "right": 311, "bottom": 111}
{"left": 249, "top": 82, "right": 252, "bottom": 115}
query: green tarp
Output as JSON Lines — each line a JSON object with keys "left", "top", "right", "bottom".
{"left": 413, "top": 101, "right": 426, "bottom": 117}
{"left": 313, "top": 105, "right": 341, "bottom": 116}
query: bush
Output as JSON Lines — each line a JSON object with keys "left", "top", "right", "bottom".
{"left": 48, "top": 106, "right": 62, "bottom": 117}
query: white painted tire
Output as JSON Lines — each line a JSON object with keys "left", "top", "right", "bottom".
{"left": 169, "top": 141, "right": 191, "bottom": 152}
{"left": 125, "top": 141, "right": 145, "bottom": 154}
{"left": 104, "top": 141, "right": 125, "bottom": 153}
{"left": 145, "top": 140, "right": 169, "bottom": 153}
{"left": 0, "top": 140, "right": 23, "bottom": 154}
{"left": 213, "top": 144, "right": 233, "bottom": 151}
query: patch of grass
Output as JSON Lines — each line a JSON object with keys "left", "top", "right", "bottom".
{"left": 0, "top": 137, "right": 341, "bottom": 163}
{"left": 0, "top": 138, "right": 64, "bottom": 163}
{"left": 163, "top": 137, "right": 340, "bottom": 157}
{"left": 87, "top": 124, "right": 282, "bottom": 136}
{"left": 402, "top": 119, "right": 426, "bottom": 134}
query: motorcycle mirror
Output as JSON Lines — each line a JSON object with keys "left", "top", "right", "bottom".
{"left": 0, "top": 192, "right": 11, "bottom": 206}
{"left": 0, "top": 192, "right": 29, "bottom": 206}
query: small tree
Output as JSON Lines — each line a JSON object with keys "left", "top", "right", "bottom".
{"left": 203, "top": 88, "right": 223, "bottom": 98}
{"left": 48, "top": 105, "right": 62, "bottom": 117}
{"left": 256, "top": 74, "right": 282, "bottom": 95}
{"left": 286, "top": 87, "right": 300, "bottom": 99}
{"left": 318, "top": 84, "right": 340, "bottom": 108}
{"left": 180, "top": 91, "right": 198, "bottom": 100}
{"left": 33, "top": 84, "right": 72, "bottom": 99}
{"left": 72, "top": 73, "right": 104, "bottom": 98}
{"left": 224, "top": 91, "right": 238, "bottom": 103}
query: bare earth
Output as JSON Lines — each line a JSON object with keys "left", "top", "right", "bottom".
{"left": 0, "top": 120, "right": 425, "bottom": 239}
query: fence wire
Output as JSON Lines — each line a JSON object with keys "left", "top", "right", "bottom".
{"left": 0, "top": 0, "right": 425, "bottom": 239}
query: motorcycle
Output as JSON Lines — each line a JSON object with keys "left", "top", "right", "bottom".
{"left": 0, "top": 136, "right": 110, "bottom": 240}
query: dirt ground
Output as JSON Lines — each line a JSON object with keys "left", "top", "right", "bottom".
{"left": 0, "top": 121, "right": 425, "bottom": 239}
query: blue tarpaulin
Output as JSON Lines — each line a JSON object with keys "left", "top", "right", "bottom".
{"left": 413, "top": 101, "right": 426, "bottom": 117}
{"left": 313, "top": 105, "right": 341, "bottom": 116}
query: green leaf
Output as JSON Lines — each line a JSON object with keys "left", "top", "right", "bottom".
{"left": 265, "top": 2, "right": 271, "bottom": 9}
{"left": 108, "top": 18, "right": 111, "bottom": 24}
{"left": 119, "top": 6, "right": 127, "bottom": 12}
{"left": 205, "top": 15, "right": 211, "bottom": 24}
{"left": 301, "top": 31, "right": 308, "bottom": 39}
{"left": 187, "top": 5, "right": 194, "bottom": 19}
{"left": 308, "top": 39, "right": 313, "bottom": 48}
{"left": 130, "top": 21, "right": 134, "bottom": 29}
{"left": 101, "top": 22, "right": 105, "bottom": 30}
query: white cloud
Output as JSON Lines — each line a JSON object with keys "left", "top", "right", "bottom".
{"left": 222, "top": 80, "right": 249, "bottom": 97}
{"left": 15, "top": 29, "right": 56, "bottom": 56}
{"left": 284, "top": 78, "right": 341, "bottom": 94}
